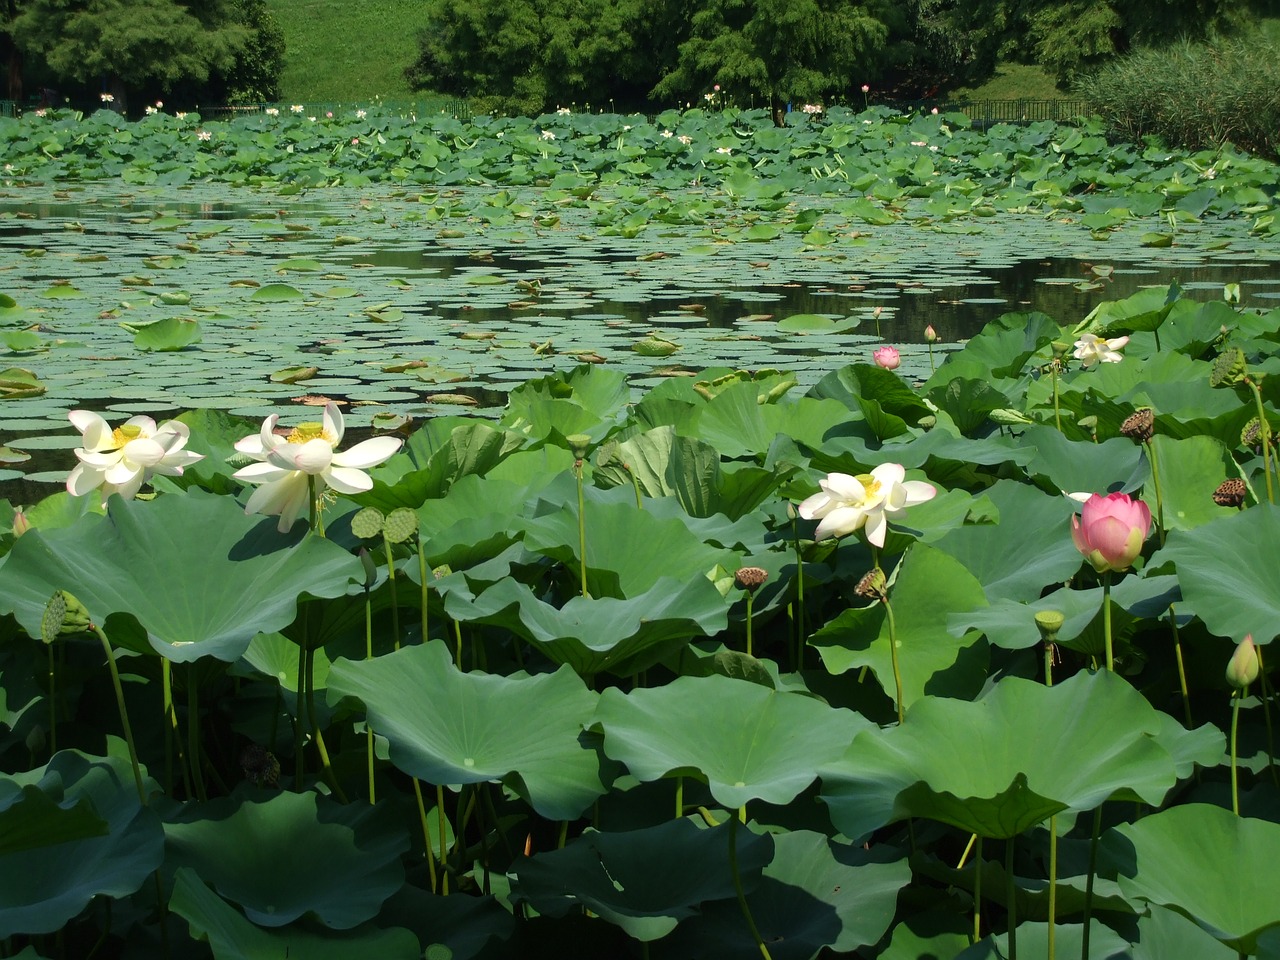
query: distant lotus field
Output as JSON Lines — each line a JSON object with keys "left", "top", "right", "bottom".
{"left": 0, "top": 104, "right": 1278, "bottom": 959}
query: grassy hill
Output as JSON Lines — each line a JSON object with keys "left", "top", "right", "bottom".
{"left": 265, "top": 0, "right": 430, "bottom": 102}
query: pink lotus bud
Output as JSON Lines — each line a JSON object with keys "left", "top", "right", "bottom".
{"left": 873, "top": 346, "right": 901, "bottom": 370}
{"left": 1070, "top": 492, "right": 1151, "bottom": 573}
{"left": 924, "top": 325, "right": 938, "bottom": 343}
{"left": 861, "top": 84, "right": 870, "bottom": 94}
{"left": 11, "top": 507, "right": 29, "bottom": 538}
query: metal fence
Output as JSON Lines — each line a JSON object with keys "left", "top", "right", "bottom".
{"left": 196, "top": 98, "right": 472, "bottom": 121}
{"left": 942, "top": 98, "right": 1092, "bottom": 127}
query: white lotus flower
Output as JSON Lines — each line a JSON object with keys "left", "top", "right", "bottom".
{"left": 66, "top": 411, "right": 204, "bottom": 500}
{"left": 233, "top": 403, "right": 402, "bottom": 532}
{"left": 797, "top": 464, "right": 936, "bottom": 547}
{"left": 1073, "top": 332, "right": 1129, "bottom": 368}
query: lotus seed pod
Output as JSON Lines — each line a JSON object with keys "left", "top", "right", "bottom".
{"left": 566, "top": 433, "right": 592, "bottom": 460}
{"left": 1226, "top": 635, "right": 1260, "bottom": 690}
{"left": 1212, "top": 478, "right": 1246, "bottom": 508}
{"left": 734, "top": 566, "right": 768, "bottom": 593}
{"left": 350, "top": 506, "right": 385, "bottom": 540}
{"left": 1120, "top": 408, "right": 1154, "bottom": 443}
{"left": 1209, "top": 347, "right": 1248, "bottom": 388}
{"left": 1034, "top": 609, "right": 1065, "bottom": 645}
{"left": 383, "top": 507, "right": 419, "bottom": 544}
{"left": 41, "top": 590, "right": 92, "bottom": 644}
{"left": 855, "top": 567, "right": 888, "bottom": 601}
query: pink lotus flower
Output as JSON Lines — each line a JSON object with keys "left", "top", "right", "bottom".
{"left": 1070, "top": 492, "right": 1151, "bottom": 573}
{"left": 861, "top": 84, "right": 870, "bottom": 94}
{"left": 873, "top": 345, "right": 900, "bottom": 370}
{"left": 924, "top": 325, "right": 938, "bottom": 343}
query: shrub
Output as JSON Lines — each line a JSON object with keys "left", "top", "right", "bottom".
{"left": 1075, "top": 37, "right": 1280, "bottom": 159}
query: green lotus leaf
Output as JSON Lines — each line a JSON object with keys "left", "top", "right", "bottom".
{"left": 250, "top": 282, "right": 305, "bottom": 302}
{"left": 38, "top": 285, "right": 85, "bottom": 299}
{"left": 0, "top": 781, "right": 107, "bottom": 857}
{"left": 129, "top": 315, "right": 202, "bottom": 351}
{"left": 0, "top": 751, "right": 163, "bottom": 937}
{"left": 693, "top": 382, "right": 852, "bottom": 459}
{"left": 165, "top": 791, "right": 408, "bottom": 929}
{"left": 1020, "top": 425, "right": 1146, "bottom": 496}
{"left": 377, "top": 885, "right": 516, "bottom": 960}
{"left": 775, "top": 313, "right": 858, "bottom": 334}
{"left": 665, "top": 831, "right": 911, "bottom": 960}
{"left": 0, "top": 490, "right": 362, "bottom": 662}
{"left": 511, "top": 818, "right": 774, "bottom": 941}
{"left": 1141, "top": 435, "right": 1236, "bottom": 532}
{"left": 594, "top": 674, "right": 871, "bottom": 807}
{"left": 923, "top": 311, "right": 1059, "bottom": 390}
{"left": 1102, "top": 804, "right": 1280, "bottom": 953}
{"left": 436, "top": 571, "right": 729, "bottom": 677}
{"left": 1150, "top": 505, "right": 1280, "bottom": 643}
{"left": 954, "top": 921, "right": 1132, "bottom": 959}
{"left": 811, "top": 544, "right": 989, "bottom": 710}
{"left": 501, "top": 365, "right": 631, "bottom": 442}
{"left": 930, "top": 480, "right": 1083, "bottom": 602}
{"left": 593, "top": 425, "right": 719, "bottom": 515}
{"left": 820, "top": 670, "right": 1187, "bottom": 840}
{"left": 276, "top": 257, "right": 325, "bottom": 272}
{"left": 0, "top": 366, "right": 44, "bottom": 399}
{"left": 270, "top": 364, "right": 319, "bottom": 383}
{"left": 327, "top": 641, "right": 606, "bottom": 820}
{"left": 170, "top": 868, "right": 421, "bottom": 960}
{"left": 364, "top": 419, "right": 521, "bottom": 510}
{"left": 0, "top": 330, "right": 43, "bottom": 352}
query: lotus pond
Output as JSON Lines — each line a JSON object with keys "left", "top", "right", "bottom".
{"left": 1, "top": 105, "right": 1280, "bottom": 959}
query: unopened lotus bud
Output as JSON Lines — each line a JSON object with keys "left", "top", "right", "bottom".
{"left": 40, "top": 590, "right": 92, "bottom": 644}
{"left": 734, "top": 566, "right": 768, "bottom": 593}
{"left": 924, "top": 324, "right": 939, "bottom": 343}
{"left": 1212, "top": 477, "right": 1246, "bottom": 508}
{"left": 1223, "top": 282, "right": 1241, "bottom": 305}
{"left": 1226, "top": 635, "right": 1260, "bottom": 689}
{"left": 1034, "top": 609, "right": 1065, "bottom": 646}
{"left": 1120, "top": 408, "right": 1154, "bottom": 443}
{"left": 359, "top": 548, "right": 377, "bottom": 589}
{"left": 1051, "top": 341, "right": 1071, "bottom": 360}
{"left": 855, "top": 567, "right": 887, "bottom": 601}
{"left": 11, "top": 507, "right": 30, "bottom": 538}
{"left": 566, "top": 434, "right": 592, "bottom": 460}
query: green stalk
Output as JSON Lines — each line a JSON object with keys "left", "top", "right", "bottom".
{"left": 294, "top": 636, "right": 307, "bottom": 790}
{"left": 675, "top": 775, "right": 684, "bottom": 820}
{"left": 1257, "top": 647, "right": 1279, "bottom": 787}
{"left": 93, "top": 623, "right": 147, "bottom": 805}
{"left": 382, "top": 532, "right": 401, "bottom": 650}
{"left": 305, "top": 643, "right": 347, "bottom": 803}
{"left": 791, "top": 509, "right": 806, "bottom": 666}
{"left": 412, "top": 778, "right": 439, "bottom": 892}
{"left": 1051, "top": 364, "right": 1062, "bottom": 433}
{"left": 1102, "top": 572, "right": 1114, "bottom": 672}
{"left": 884, "top": 596, "right": 905, "bottom": 724}
{"left": 1081, "top": 806, "right": 1103, "bottom": 960}
{"left": 1247, "top": 380, "right": 1275, "bottom": 504}
{"left": 745, "top": 591, "right": 755, "bottom": 658}
{"left": 417, "top": 537, "right": 429, "bottom": 644}
{"left": 365, "top": 585, "right": 375, "bottom": 805}
{"left": 1043, "top": 643, "right": 1054, "bottom": 687}
{"left": 1047, "top": 817, "right": 1058, "bottom": 960}
{"left": 46, "top": 642, "right": 56, "bottom": 756}
{"left": 1231, "top": 686, "right": 1244, "bottom": 816}
{"left": 1006, "top": 838, "right": 1017, "bottom": 960}
{"left": 1168, "top": 604, "right": 1192, "bottom": 727}
{"left": 187, "top": 676, "right": 207, "bottom": 802}
{"left": 1144, "top": 439, "right": 1167, "bottom": 547}
{"left": 436, "top": 783, "right": 450, "bottom": 894}
{"left": 575, "top": 458, "right": 590, "bottom": 598}
{"left": 973, "top": 835, "right": 983, "bottom": 944}
{"left": 728, "top": 816, "right": 773, "bottom": 960}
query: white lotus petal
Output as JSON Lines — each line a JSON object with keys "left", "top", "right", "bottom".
{"left": 322, "top": 402, "right": 344, "bottom": 446}
{"left": 69, "top": 410, "right": 112, "bottom": 451}
{"left": 331, "top": 436, "right": 402, "bottom": 470}
{"left": 66, "top": 463, "right": 102, "bottom": 496}
{"left": 323, "top": 464, "right": 374, "bottom": 494}
{"left": 292, "top": 438, "right": 334, "bottom": 475}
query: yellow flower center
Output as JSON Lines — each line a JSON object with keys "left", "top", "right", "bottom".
{"left": 287, "top": 422, "right": 335, "bottom": 445}
{"left": 856, "top": 473, "right": 881, "bottom": 501}
{"left": 110, "top": 423, "right": 147, "bottom": 448}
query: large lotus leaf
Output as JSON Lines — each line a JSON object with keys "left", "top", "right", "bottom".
{"left": 1020, "top": 426, "right": 1147, "bottom": 496}
{"left": 1101, "top": 804, "right": 1280, "bottom": 953}
{"left": 0, "top": 490, "right": 362, "bottom": 662}
{"left": 954, "top": 921, "right": 1132, "bottom": 960}
{"left": 811, "top": 544, "right": 989, "bottom": 710}
{"left": 921, "top": 310, "right": 1059, "bottom": 390}
{"left": 511, "top": 818, "right": 774, "bottom": 941}
{"left": 501, "top": 365, "right": 631, "bottom": 441}
{"left": 594, "top": 674, "right": 870, "bottom": 807}
{"left": 691, "top": 383, "right": 853, "bottom": 459}
{"left": 820, "top": 670, "right": 1184, "bottom": 840}
{"left": 436, "top": 573, "right": 729, "bottom": 677}
{"left": 1150, "top": 505, "right": 1280, "bottom": 643}
{"left": 0, "top": 751, "right": 163, "bottom": 937}
{"left": 170, "top": 868, "right": 421, "bottom": 960}
{"left": 661, "top": 831, "right": 910, "bottom": 960}
{"left": 0, "top": 781, "right": 107, "bottom": 857}
{"left": 522, "top": 495, "right": 739, "bottom": 598}
{"left": 365, "top": 420, "right": 522, "bottom": 510}
{"left": 327, "top": 641, "right": 605, "bottom": 820}
{"left": 165, "top": 791, "right": 407, "bottom": 929}
{"left": 593, "top": 425, "right": 720, "bottom": 517}
{"left": 804, "top": 364, "right": 933, "bottom": 441}
{"left": 1141, "top": 435, "right": 1236, "bottom": 532}
{"left": 378, "top": 885, "right": 515, "bottom": 960}
{"left": 930, "top": 480, "right": 1083, "bottom": 602}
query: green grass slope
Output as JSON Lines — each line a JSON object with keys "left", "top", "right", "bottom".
{"left": 265, "top": 0, "right": 430, "bottom": 102}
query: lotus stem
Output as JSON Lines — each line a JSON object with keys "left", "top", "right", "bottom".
{"left": 365, "top": 584, "right": 375, "bottom": 805}
{"left": 927, "top": 340, "right": 935, "bottom": 373}
{"left": 417, "top": 536, "right": 429, "bottom": 644}
{"left": 1081, "top": 806, "right": 1102, "bottom": 960}
{"left": 1143, "top": 439, "right": 1167, "bottom": 546}
{"left": 972, "top": 834, "right": 983, "bottom": 944}
{"left": 791, "top": 508, "right": 806, "bottom": 666}
{"left": 437, "top": 783, "right": 450, "bottom": 894}
{"left": 454, "top": 619, "right": 464, "bottom": 670}
{"left": 382, "top": 532, "right": 401, "bottom": 650}
{"left": 1246, "top": 379, "right": 1275, "bottom": 504}
{"left": 92, "top": 623, "right": 147, "bottom": 805}
{"left": 305, "top": 643, "right": 347, "bottom": 803}
{"left": 1230, "top": 686, "right": 1244, "bottom": 816}
{"left": 1052, "top": 364, "right": 1062, "bottom": 433}
{"left": 745, "top": 591, "right": 756, "bottom": 658}
{"left": 675, "top": 775, "right": 684, "bottom": 819}
{"left": 884, "top": 594, "right": 905, "bottom": 724}
{"left": 294, "top": 636, "right": 307, "bottom": 790}
{"left": 728, "top": 815, "right": 773, "bottom": 960}
{"left": 307, "top": 474, "right": 326, "bottom": 536}
{"left": 1168, "top": 604, "right": 1192, "bottom": 726}
{"left": 1006, "top": 838, "right": 1017, "bottom": 960}
{"left": 1102, "top": 572, "right": 1114, "bottom": 672}
{"left": 1047, "top": 816, "right": 1058, "bottom": 960}
{"left": 956, "top": 833, "right": 977, "bottom": 870}
{"left": 625, "top": 463, "right": 643, "bottom": 509}
{"left": 1043, "top": 643, "right": 1054, "bottom": 687}
{"left": 575, "top": 457, "right": 590, "bottom": 598}
{"left": 46, "top": 641, "right": 56, "bottom": 756}
{"left": 187, "top": 676, "right": 208, "bottom": 803}
{"left": 1258, "top": 648, "right": 1280, "bottom": 788}
{"left": 412, "top": 778, "right": 439, "bottom": 892}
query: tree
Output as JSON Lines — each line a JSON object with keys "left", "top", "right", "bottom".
{"left": 649, "top": 0, "right": 895, "bottom": 120}
{"left": 12, "top": 0, "right": 251, "bottom": 107}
